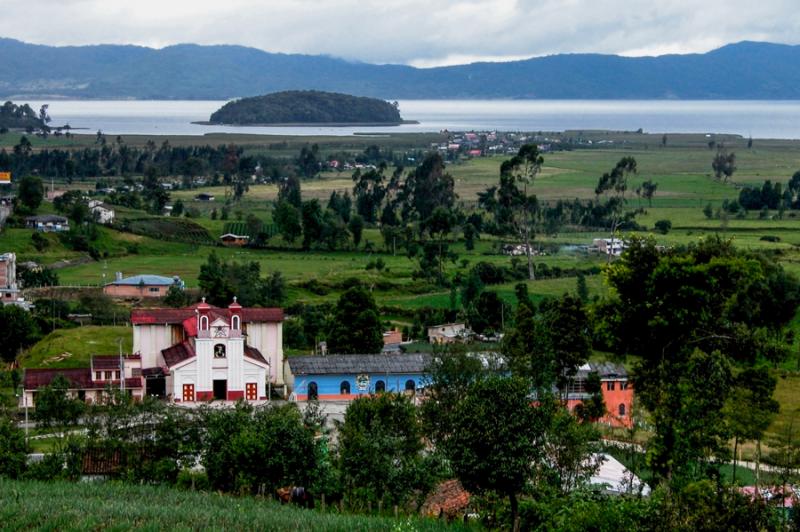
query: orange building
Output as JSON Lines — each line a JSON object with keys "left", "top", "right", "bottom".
{"left": 564, "top": 362, "right": 634, "bottom": 428}
{"left": 103, "top": 273, "right": 184, "bottom": 298}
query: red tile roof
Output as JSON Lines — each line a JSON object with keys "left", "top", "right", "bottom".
{"left": 131, "top": 305, "right": 283, "bottom": 325}
{"left": 24, "top": 368, "right": 93, "bottom": 390}
{"left": 244, "top": 346, "right": 268, "bottom": 365}
{"left": 162, "top": 341, "right": 196, "bottom": 367}
{"left": 91, "top": 355, "right": 125, "bottom": 370}
{"left": 421, "top": 480, "right": 471, "bottom": 519}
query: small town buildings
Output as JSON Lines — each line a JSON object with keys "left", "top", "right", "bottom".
{"left": 21, "top": 355, "right": 144, "bottom": 407}
{"left": 565, "top": 362, "right": 634, "bottom": 428}
{"left": 428, "top": 323, "right": 469, "bottom": 344}
{"left": 219, "top": 233, "right": 249, "bottom": 247}
{"left": 592, "top": 238, "right": 627, "bottom": 256}
{"left": 194, "top": 193, "right": 215, "bottom": 201}
{"left": 88, "top": 200, "right": 115, "bottom": 224}
{"left": 25, "top": 214, "right": 69, "bottom": 232}
{"left": 103, "top": 273, "right": 184, "bottom": 298}
{"left": 287, "top": 353, "right": 430, "bottom": 401}
{"left": 22, "top": 300, "right": 285, "bottom": 406}
{"left": 0, "top": 252, "right": 19, "bottom": 303}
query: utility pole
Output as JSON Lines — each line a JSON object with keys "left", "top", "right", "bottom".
{"left": 118, "top": 338, "right": 124, "bottom": 393}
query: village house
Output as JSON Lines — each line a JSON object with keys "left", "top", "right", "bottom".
{"left": 428, "top": 323, "right": 470, "bottom": 344}
{"left": 0, "top": 252, "right": 20, "bottom": 303}
{"left": 219, "top": 233, "right": 249, "bottom": 247}
{"left": 592, "top": 238, "right": 627, "bottom": 256}
{"left": 21, "top": 300, "right": 285, "bottom": 406}
{"left": 103, "top": 273, "right": 184, "bottom": 298}
{"left": 88, "top": 200, "right": 115, "bottom": 224}
{"left": 287, "top": 353, "right": 429, "bottom": 400}
{"left": 25, "top": 214, "right": 69, "bottom": 232}
{"left": 564, "top": 362, "right": 634, "bottom": 428}
{"left": 21, "top": 355, "right": 145, "bottom": 407}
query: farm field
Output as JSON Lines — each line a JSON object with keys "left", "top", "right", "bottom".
{"left": 0, "top": 478, "right": 467, "bottom": 531}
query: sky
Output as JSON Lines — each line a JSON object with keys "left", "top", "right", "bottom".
{"left": 1, "top": 0, "right": 799, "bottom": 67}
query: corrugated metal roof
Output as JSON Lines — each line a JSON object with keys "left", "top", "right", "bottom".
{"left": 288, "top": 353, "right": 432, "bottom": 376}
{"left": 576, "top": 361, "right": 628, "bottom": 378}
{"left": 107, "top": 274, "right": 178, "bottom": 287}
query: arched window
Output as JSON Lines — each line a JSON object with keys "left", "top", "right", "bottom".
{"left": 340, "top": 381, "right": 351, "bottom": 395}
{"left": 232, "top": 315, "right": 240, "bottom": 330}
{"left": 214, "top": 344, "right": 226, "bottom": 358}
{"left": 308, "top": 382, "right": 318, "bottom": 401}
{"left": 618, "top": 403, "right": 626, "bottom": 417}
{"left": 375, "top": 380, "right": 386, "bottom": 393}
{"left": 405, "top": 379, "right": 416, "bottom": 392}
{"left": 200, "top": 315, "right": 209, "bottom": 331}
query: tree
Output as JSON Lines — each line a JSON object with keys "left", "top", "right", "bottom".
{"left": 724, "top": 367, "right": 779, "bottom": 483}
{"left": 17, "top": 175, "right": 44, "bottom": 212}
{"left": 0, "top": 415, "right": 29, "bottom": 478}
{"left": 443, "top": 376, "right": 549, "bottom": 528}
{"left": 326, "top": 286, "right": 383, "bottom": 354}
{"left": 278, "top": 175, "right": 302, "bottom": 208}
{"left": 163, "top": 284, "right": 190, "bottom": 308}
{"left": 338, "top": 393, "right": 431, "bottom": 506}
{"left": 172, "top": 199, "right": 184, "bottom": 217}
{"left": 499, "top": 144, "right": 543, "bottom": 279}
{"left": 274, "top": 200, "right": 302, "bottom": 244}
{"left": 712, "top": 148, "right": 737, "bottom": 182}
{"left": 34, "top": 374, "right": 85, "bottom": 428}
{"left": 352, "top": 168, "right": 386, "bottom": 222}
{"left": 638, "top": 179, "right": 658, "bottom": 207}
{"left": 0, "top": 305, "right": 40, "bottom": 363}
{"left": 297, "top": 144, "right": 321, "bottom": 178}
{"left": 400, "top": 151, "right": 456, "bottom": 229}
{"left": 595, "top": 157, "right": 638, "bottom": 261}
{"left": 654, "top": 219, "right": 672, "bottom": 234}
{"left": 301, "top": 199, "right": 324, "bottom": 250}
{"left": 575, "top": 272, "right": 589, "bottom": 303}
{"left": 202, "top": 402, "right": 319, "bottom": 494}
{"left": 347, "top": 214, "right": 364, "bottom": 248}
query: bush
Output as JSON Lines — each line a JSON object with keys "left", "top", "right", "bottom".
{"left": 654, "top": 219, "right": 672, "bottom": 234}
{"left": 760, "top": 235, "right": 781, "bottom": 242}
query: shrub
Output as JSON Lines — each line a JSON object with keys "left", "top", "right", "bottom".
{"left": 654, "top": 219, "right": 672, "bottom": 234}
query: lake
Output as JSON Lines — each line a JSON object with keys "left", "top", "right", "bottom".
{"left": 22, "top": 99, "right": 800, "bottom": 139}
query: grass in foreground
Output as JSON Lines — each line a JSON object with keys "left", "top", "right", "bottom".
{"left": 0, "top": 478, "right": 467, "bottom": 531}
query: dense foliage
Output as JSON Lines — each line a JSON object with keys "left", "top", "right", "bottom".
{"left": 209, "top": 91, "right": 403, "bottom": 125}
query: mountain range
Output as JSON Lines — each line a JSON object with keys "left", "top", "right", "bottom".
{"left": 1, "top": 38, "right": 799, "bottom": 100}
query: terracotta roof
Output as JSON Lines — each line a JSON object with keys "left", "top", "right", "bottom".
{"left": 421, "top": 480, "right": 471, "bottom": 518}
{"left": 162, "top": 341, "right": 196, "bottom": 367}
{"left": 244, "top": 346, "right": 268, "bottom": 365}
{"left": 131, "top": 305, "right": 283, "bottom": 325}
{"left": 91, "top": 355, "right": 125, "bottom": 370}
{"left": 24, "top": 368, "right": 92, "bottom": 390}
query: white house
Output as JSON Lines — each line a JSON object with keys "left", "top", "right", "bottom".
{"left": 88, "top": 200, "right": 115, "bottom": 224}
{"left": 592, "top": 238, "right": 627, "bottom": 256}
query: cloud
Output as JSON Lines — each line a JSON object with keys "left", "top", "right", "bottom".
{"left": 1, "top": 0, "right": 798, "bottom": 65}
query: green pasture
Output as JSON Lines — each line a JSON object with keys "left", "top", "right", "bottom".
{"left": 18, "top": 326, "right": 133, "bottom": 369}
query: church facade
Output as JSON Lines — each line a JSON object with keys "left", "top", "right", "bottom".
{"left": 22, "top": 299, "right": 284, "bottom": 406}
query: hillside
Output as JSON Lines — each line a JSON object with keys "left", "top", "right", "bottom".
{"left": 208, "top": 91, "right": 404, "bottom": 125}
{"left": 1, "top": 39, "right": 800, "bottom": 100}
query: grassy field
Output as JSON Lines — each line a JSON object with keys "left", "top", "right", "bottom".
{"left": 0, "top": 478, "right": 468, "bottom": 531}
{"left": 18, "top": 326, "right": 132, "bottom": 369}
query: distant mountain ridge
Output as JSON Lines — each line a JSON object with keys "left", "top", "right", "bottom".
{"left": 1, "top": 39, "right": 800, "bottom": 100}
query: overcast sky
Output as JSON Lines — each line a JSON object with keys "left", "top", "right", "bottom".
{"left": 2, "top": 0, "right": 799, "bottom": 67}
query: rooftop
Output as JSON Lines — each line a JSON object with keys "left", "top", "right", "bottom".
{"left": 106, "top": 274, "right": 181, "bottom": 287}
{"left": 288, "top": 353, "right": 431, "bottom": 376}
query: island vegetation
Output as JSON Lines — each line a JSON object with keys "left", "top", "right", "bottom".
{"left": 207, "top": 90, "right": 406, "bottom": 126}
{"left": 0, "top": 101, "right": 47, "bottom": 132}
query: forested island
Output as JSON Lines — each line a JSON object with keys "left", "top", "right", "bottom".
{"left": 205, "top": 91, "right": 409, "bottom": 126}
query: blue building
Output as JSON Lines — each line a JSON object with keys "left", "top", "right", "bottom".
{"left": 287, "top": 353, "right": 431, "bottom": 401}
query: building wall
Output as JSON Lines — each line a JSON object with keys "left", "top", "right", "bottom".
{"left": 134, "top": 324, "right": 173, "bottom": 368}
{"left": 565, "top": 380, "right": 634, "bottom": 428}
{"left": 293, "top": 373, "right": 424, "bottom": 401}
{"left": 104, "top": 284, "right": 170, "bottom": 298}
{"left": 245, "top": 322, "right": 284, "bottom": 385}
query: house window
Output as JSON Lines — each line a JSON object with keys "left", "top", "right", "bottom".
{"left": 214, "top": 344, "right": 226, "bottom": 358}
{"left": 606, "top": 381, "right": 615, "bottom": 391}
{"left": 405, "top": 379, "right": 416, "bottom": 393}
{"left": 619, "top": 403, "right": 626, "bottom": 417}
{"left": 308, "top": 382, "right": 318, "bottom": 401}
{"left": 149, "top": 287, "right": 160, "bottom": 293}
{"left": 114, "top": 371, "right": 120, "bottom": 380}
{"left": 375, "top": 380, "right": 386, "bottom": 393}
{"left": 340, "top": 381, "right": 351, "bottom": 395}
{"left": 620, "top": 381, "right": 628, "bottom": 390}
{"left": 200, "top": 316, "right": 209, "bottom": 331}
{"left": 104, "top": 371, "right": 112, "bottom": 380}
{"left": 95, "top": 371, "right": 101, "bottom": 380}
{"left": 232, "top": 315, "right": 240, "bottom": 330}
